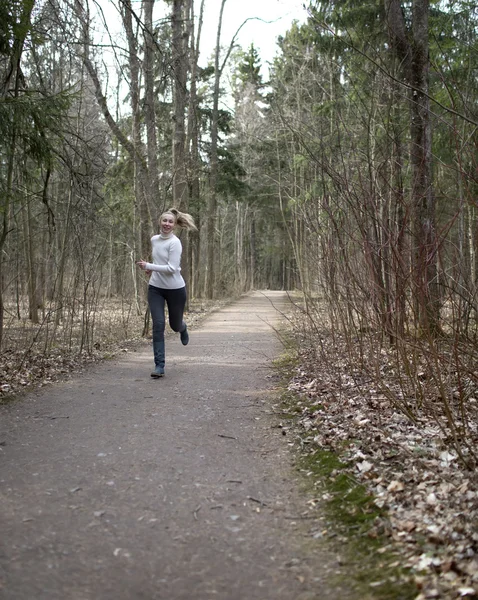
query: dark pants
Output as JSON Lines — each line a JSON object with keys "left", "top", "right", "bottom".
{"left": 148, "top": 285, "right": 187, "bottom": 343}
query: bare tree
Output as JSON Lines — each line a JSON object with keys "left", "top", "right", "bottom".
{"left": 74, "top": 0, "right": 152, "bottom": 260}
{"left": 205, "top": 0, "right": 226, "bottom": 299}
{"left": 0, "top": 0, "right": 35, "bottom": 344}
{"left": 171, "top": 0, "right": 189, "bottom": 208}
{"left": 186, "top": 0, "right": 205, "bottom": 297}
{"left": 143, "top": 0, "right": 160, "bottom": 212}
{"left": 384, "top": 0, "right": 439, "bottom": 333}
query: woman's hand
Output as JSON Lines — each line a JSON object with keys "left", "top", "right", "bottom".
{"left": 136, "top": 260, "right": 151, "bottom": 276}
{"left": 136, "top": 260, "right": 147, "bottom": 270}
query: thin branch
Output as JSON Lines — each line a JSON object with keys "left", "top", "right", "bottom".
{"left": 310, "top": 16, "right": 478, "bottom": 127}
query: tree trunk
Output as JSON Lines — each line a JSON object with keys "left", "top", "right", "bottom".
{"left": 171, "top": 0, "right": 192, "bottom": 300}
{"left": 0, "top": 0, "right": 35, "bottom": 347}
{"left": 171, "top": 0, "right": 189, "bottom": 210}
{"left": 22, "top": 198, "right": 39, "bottom": 323}
{"left": 143, "top": 0, "right": 160, "bottom": 215}
{"left": 410, "top": 0, "right": 439, "bottom": 333}
{"left": 186, "top": 0, "right": 204, "bottom": 298}
{"left": 120, "top": 0, "right": 152, "bottom": 260}
{"left": 205, "top": 0, "right": 227, "bottom": 299}
{"left": 75, "top": 0, "right": 151, "bottom": 260}
{"left": 384, "top": 0, "right": 439, "bottom": 334}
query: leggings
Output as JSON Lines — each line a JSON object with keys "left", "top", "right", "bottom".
{"left": 148, "top": 285, "right": 187, "bottom": 343}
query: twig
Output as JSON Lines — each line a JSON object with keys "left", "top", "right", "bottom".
{"left": 247, "top": 496, "right": 268, "bottom": 507}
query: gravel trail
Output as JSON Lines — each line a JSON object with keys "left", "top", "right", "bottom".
{"left": 0, "top": 291, "right": 355, "bottom": 600}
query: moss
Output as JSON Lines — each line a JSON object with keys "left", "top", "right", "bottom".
{"left": 277, "top": 350, "right": 417, "bottom": 600}
{"left": 299, "top": 449, "right": 380, "bottom": 534}
{"left": 296, "top": 445, "right": 417, "bottom": 599}
{"left": 0, "top": 393, "right": 19, "bottom": 405}
{"left": 272, "top": 348, "right": 297, "bottom": 378}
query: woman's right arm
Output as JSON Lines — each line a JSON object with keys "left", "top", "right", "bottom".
{"left": 142, "top": 239, "right": 182, "bottom": 274}
{"left": 136, "top": 260, "right": 151, "bottom": 276}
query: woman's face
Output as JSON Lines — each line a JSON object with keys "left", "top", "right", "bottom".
{"left": 160, "top": 213, "right": 175, "bottom": 235}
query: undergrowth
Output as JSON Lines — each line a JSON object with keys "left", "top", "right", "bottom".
{"left": 274, "top": 350, "right": 418, "bottom": 600}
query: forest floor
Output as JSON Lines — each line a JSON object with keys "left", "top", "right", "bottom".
{"left": 282, "top": 305, "right": 478, "bottom": 600}
{"left": 0, "top": 291, "right": 476, "bottom": 599}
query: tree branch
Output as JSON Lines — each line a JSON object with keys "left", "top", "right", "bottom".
{"left": 310, "top": 16, "right": 478, "bottom": 128}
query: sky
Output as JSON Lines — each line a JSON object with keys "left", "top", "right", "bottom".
{"left": 94, "top": 0, "right": 308, "bottom": 75}
{"left": 91, "top": 0, "right": 309, "bottom": 110}
{"left": 198, "top": 0, "right": 309, "bottom": 77}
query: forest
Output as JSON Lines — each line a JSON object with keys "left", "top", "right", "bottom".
{"left": 1, "top": 0, "right": 477, "bottom": 597}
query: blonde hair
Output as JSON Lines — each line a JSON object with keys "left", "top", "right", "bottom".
{"left": 160, "top": 208, "right": 197, "bottom": 231}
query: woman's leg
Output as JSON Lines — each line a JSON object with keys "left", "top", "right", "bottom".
{"left": 165, "top": 287, "right": 189, "bottom": 345}
{"left": 148, "top": 285, "right": 166, "bottom": 342}
{"left": 148, "top": 286, "right": 166, "bottom": 377}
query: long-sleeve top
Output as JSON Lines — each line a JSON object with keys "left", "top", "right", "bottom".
{"left": 145, "top": 233, "right": 185, "bottom": 290}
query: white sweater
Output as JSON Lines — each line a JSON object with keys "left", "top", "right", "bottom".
{"left": 145, "top": 233, "right": 185, "bottom": 290}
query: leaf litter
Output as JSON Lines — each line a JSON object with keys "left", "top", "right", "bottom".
{"left": 284, "top": 323, "right": 478, "bottom": 600}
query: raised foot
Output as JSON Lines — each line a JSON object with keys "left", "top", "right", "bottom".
{"left": 180, "top": 327, "right": 189, "bottom": 346}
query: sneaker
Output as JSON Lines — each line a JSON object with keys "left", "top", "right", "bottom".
{"left": 151, "top": 365, "right": 165, "bottom": 378}
{"left": 180, "top": 327, "right": 189, "bottom": 346}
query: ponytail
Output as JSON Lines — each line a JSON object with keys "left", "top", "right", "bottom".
{"left": 165, "top": 207, "right": 197, "bottom": 231}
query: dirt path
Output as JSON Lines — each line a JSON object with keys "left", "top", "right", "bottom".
{"left": 0, "top": 292, "right": 355, "bottom": 600}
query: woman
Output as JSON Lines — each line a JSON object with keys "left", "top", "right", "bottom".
{"left": 136, "top": 208, "right": 197, "bottom": 378}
